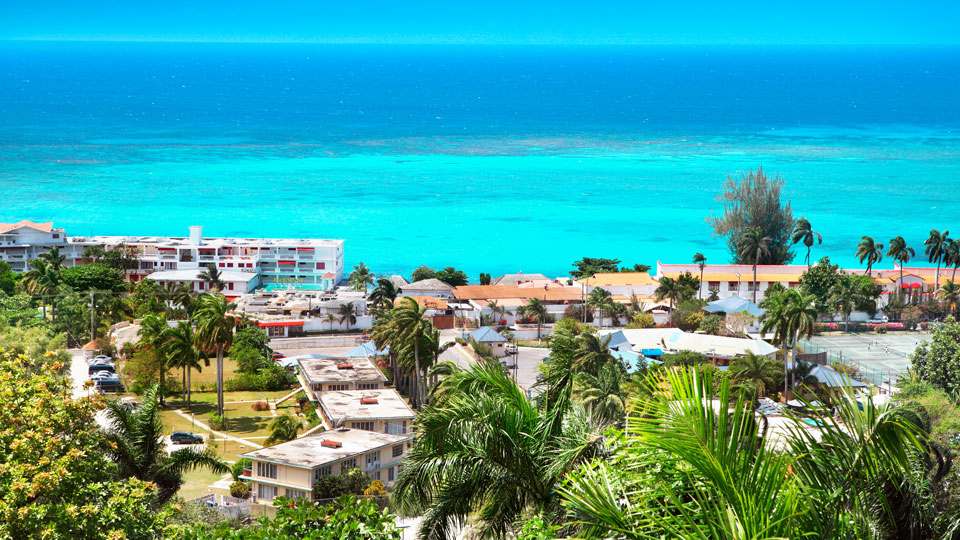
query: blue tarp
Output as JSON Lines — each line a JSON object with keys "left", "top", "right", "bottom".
{"left": 347, "top": 342, "right": 389, "bottom": 357}
{"left": 641, "top": 348, "right": 664, "bottom": 357}
{"left": 704, "top": 296, "right": 766, "bottom": 318}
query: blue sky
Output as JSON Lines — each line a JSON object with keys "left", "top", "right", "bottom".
{"left": 2, "top": 1, "right": 958, "bottom": 45}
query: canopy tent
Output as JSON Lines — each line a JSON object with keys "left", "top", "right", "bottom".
{"left": 703, "top": 296, "right": 766, "bottom": 318}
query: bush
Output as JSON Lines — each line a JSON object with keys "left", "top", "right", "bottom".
{"left": 313, "top": 474, "right": 346, "bottom": 500}
{"left": 626, "top": 313, "right": 655, "bottom": 329}
{"left": 251, "top": 400, "right": 270, "bottom": 411}
{"left": 363, "top": 480, "right": 388, "bottom": 497}
{"left": 875, "top": 324, "right": 887, "bottom": 334}
{"left": 229, "top": 480, "right": 250, "bottom": 499}
{"left": 698, "top": 314, "right": 723, "bottom": 335}
{"left": 662, "top": 351, "right": 709, "bottom": 368}
{"left": 231, "top": 458, "right": 252, "bottom": 481}
{"left": 210, "top": 414, "right": 226, "bottom": 431}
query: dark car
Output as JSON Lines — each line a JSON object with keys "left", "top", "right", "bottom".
{"left": 170, "top": 431, "right": 204, "bottom": 445}
{"left": 89, "top": 364, "right": 116, "bottom": 377}
{"left": 95, "top": 379, "right": 125, "bottom": 393}
{"left": 272, "top": 351, "right": 286, "bottom": 360}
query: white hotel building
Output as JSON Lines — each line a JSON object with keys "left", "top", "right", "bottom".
{"left": 0, "top": 220, "right": 344, "bottom": 297}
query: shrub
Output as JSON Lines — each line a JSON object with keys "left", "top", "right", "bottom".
{"left": 875, "top": 324, "right": 887, "bottom": 334}
{"left": 626, "top": 313, "right": 655, "bottom": 329}
{"left": 363, "top": 480, "right": 388, "bottom": 497}
{"left": 251, "top": 400, "right": 270, "bottom": 412}
{"left": 229, "top": 480, "right": 250, "bottom": 499}
{"left": 313, "top": 474, "right": 346, "bottom": 500}
{"left": 698, "top": 314, "right": 723, "bottom": 335}
{"left": 231, "top": 458, "right": 252, "bottom": 481}
{"left": 210, "top": 414, "right": 226, "bottom": 431}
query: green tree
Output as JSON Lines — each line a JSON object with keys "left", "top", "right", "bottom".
{"left": 661, "top": 350, "right": 709, "bottom": 368}
{"left": 22, "top": 259, "right": 60, "bottom": 319}
{"left": 729, "top": 352, "right": 783, "bottom": 396}
{"left": 692, "top": 252, "right": 707, "bottom": 299}
{"left": 197, "top": 264, "right": 225, "bottom": 292}
{"left": 368, "top": 277, "right": 400, "bottom": 311}
{"left": 924, "top": 229, "right": 950, "bottom": 290}
{"left": 911, "top": 317, "right": 960, "bottom": 395}
{"left": 410, "top": 265, "right": 435, "bottom": 282}
{"left": 855, "top": 235, "right": 884, "bottom": 276}
{"left": 391, "top": 297, "right": 433, "bottom": 408}
{"left": 946, "top": 237, "right": 960, "bottom": 284}
{"left": 479, "top": 272, "right": 492, "bottom": 285}
{"left": 887, "top": 235, "right": 916, "bottom": 286}
{"left": 761, "top": 289, "right": 818, "bottom": 399}
{"left": 654, "top": 276, "right": 683, "bottom": 320}
{"left": 517, "top": 297, "right": 548, "bottom": 340}
{"left": 0, "top": 294, "right": 43, "bottom": 327}
{"left": 708, "top": 166, "right": 794, "bottom": 265}
{"left": 348, "top": 262, "right": 374, "bottom": 292}
{"left": 337, "top": 302, "right": 357, "bottom": 330}
{"left": 587, "top": 287, "right": 614, "bottom": 328}
{"left": 576, "top": 360, "right": 627, "bottom": 424}
{"left": 698, "top": 313, "right": 723, "bottom": 335}
{"left": 738, "top": 226, "right": 771, "bottom": 303}
{"left": 61, "top": 263, "right": 126, "bottom": 293}
{"left": 799, "top": 256, "right": 844, "bottom": 316}
{"left": 434, "top": 266, "right": 468, "bottom": 286}
{"left": 570, "top": 257, "right": 621, "bottom": 279}
{"left": 265, "top": 415, "right": 303, "bottom": 446}
{"left": 138, "top": 313, "right": 170, "bottom": 404}
{"left": 626, "top": 312, "right": 655, "bottom": 329}
{"left": 938, "top": 280, "right": 960, "bottom": 316}
{"left": 829, "top": 273, "right": 873, "bottom": 332}
{"left": 791, "top": 216, "right": 822, "bottom": 267}
{"left": 163, "top": 322, "right": 208, "bottom": 408}
{"left": 193, "top": 293, "right": 238, "bottom": 417}
{"left": 0, "top": 261, "right": 18, "bottom": 296}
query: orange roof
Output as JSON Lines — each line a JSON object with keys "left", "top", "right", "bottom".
{"left": 579, "top": 272, "right": 657, "bottom": 287}
{"left": 0, "top": 220, "right": 53, "bottom": 234}
{"left": 453, "top": 285, "right": 583, "bottom": 302}
{"left": 405, "top": 296, "right": 449, "bottom": 309}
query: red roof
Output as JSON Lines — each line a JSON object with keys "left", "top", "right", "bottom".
{"left": 0, "top": 220, "right": 54, "bottom": 234}
{"left": 321, "top": 273, "right": 335, "bottom": 279}
{"left": 297, "top": 247, "right": 314, "bottom": 251}
{"left": 256, "top": 320, "right": 305, "bottom": 328}
{"left": 278, "top": 260, "right": 296, "bottom": 264}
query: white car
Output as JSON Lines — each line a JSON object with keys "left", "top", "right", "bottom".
{"left": 867, "top": 316, "right": 889, "bottom": 324}
{"left": 89, "top": 354, "right": 113, "bottom": 365}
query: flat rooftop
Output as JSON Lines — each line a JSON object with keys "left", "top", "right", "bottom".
{"left": 66, "top": 235, "right": 343, "bottom": 248}
{"left": 145, "top": 269, "right": 259, "bottom": 283}
{"left": 319, "top": 389, "right": 415, "bottom": 423}
{"left": 241, "top": 428, "right": 412, "bottom": 469}
{"left": 296, "top": 355, "right": 388, "bottom": 385}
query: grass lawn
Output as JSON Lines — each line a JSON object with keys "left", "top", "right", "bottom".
{"left": 178, "top": 468, "right": 231, "bottom": 501}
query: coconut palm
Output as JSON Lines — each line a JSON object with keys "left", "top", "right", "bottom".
{"left": 829, "top": 274, "right": 871, "bottom": 332}
{"left": 163, "top": 322, "right": 208, "bottom": 409}
{"left": 391, "top": 297, "right": 433, "bottom": 408}
{"left": 22, "top": 259, "right": 58, "bottom": 319}
{"left": 791, "top": 217, "right": 822, "bottom": 267}
{"left": 654, "top": 276, "right": 684, "bottom": 322}
{"left": 573, "top": 332, "right": 615, "bottom": 377}
{"left": 337, "top": 302, "right": 357, "bottom": 330}
{"left": 738, "top": 226, "right": 771, "bottom": 303}
{"left": 587, "top": 287, "right": 613, "bottom": 329}
{"left": 761, "top": 289, "right": 817, "bottom": 400}
{"left": 938, "top": 279, "right": 960, "bottom": 316}
{"left": 924, "top": 229, "right": 950, "bottom": 289}
{"left": 193, "top": 293, "right": 238, "bottom": 417}
{"left": 101, "top": 385, "right": 228, "bottom": 505}
{"left": 946, "top": 237, "right": 960, "bottom": 283}
{"left": 138, "top": 313, "right": 170, "bottom": 405}
{"left": 887, "top": 235, "right": 916, "bottom": 286}
{"left": 855, "top": 236, "right": 884, "bottom": 276}
{"left": 692, "top": 252, "right": 707, "bottom": 299}
{"left": 729, "top": 352, "right": 783, "bottom": 397}
{"left": 517, "top": 297, "right": 548, "bottom": 340}
{"left": 392, "top": 360, "right": 605, "bottom": 540}
{"left": 348, "top": 262, "right": 374, "bottom": 293}
{"left": 368, "top": 277, "right": 400, "bottom": 311}
{"left": 577, "top": 361, "right": 626, "bottom": 424}
{"left": 197, "top": 264, "right": 225, "bottom": 292}
{"left": 487, "top": 300, "right": 507, "bottom": 325}
{"left": 265, "top": 414, "right": 303, "bottom": 446}
{"left": 37, "top": 245, "right": 66, "bottom": 273}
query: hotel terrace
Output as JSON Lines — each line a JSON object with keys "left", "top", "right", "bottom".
{"left": 240, "top": 429, "right": 413, "bottom": 503}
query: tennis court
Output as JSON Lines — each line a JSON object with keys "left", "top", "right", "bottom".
{"left": 800, "top": 333, "right": 931, "bottom": 388}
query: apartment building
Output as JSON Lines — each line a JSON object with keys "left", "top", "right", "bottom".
{"left": 317, "top": 389, "right": 415, "bottom": 435}
{"left": 294, "top": 354, "right": 389, "bottom": 397}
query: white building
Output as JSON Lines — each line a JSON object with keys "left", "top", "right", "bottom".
{"left": 145, "top": 268, "right": 260, "bottom": 295}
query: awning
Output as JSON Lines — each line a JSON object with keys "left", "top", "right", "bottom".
{"left": 256, "top": 320, "right": 305, "bottom": 328}
{"left": 278, "top": 260, "right": 296, "bottom": 264}
{"left": 198, "top": 248, "right": 215, "bottom": 252}
{"left": 321, "top": 273, "right": 335, "bottom": 279}
{"left": 641, "top": 348, "right": 664, "bottom": 357}
{"left": 297, "top": 247, "right": 314, "bottom": 251}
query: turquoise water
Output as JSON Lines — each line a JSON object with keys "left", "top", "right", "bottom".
{"left": 1, "top": 44, "right": 959, "bottom": 279}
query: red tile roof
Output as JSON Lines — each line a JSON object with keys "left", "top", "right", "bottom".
{"left": 0, "top": 220, "right": 54, "bottom": 234}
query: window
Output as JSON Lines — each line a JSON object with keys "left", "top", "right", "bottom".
{"left": 340, "top": 458, "right": 356, "bottom": 472}
{"left": 351, "top": 421, "right": 375, "bottom": 432}
{"left": 227, "top": 263, "right": 234, "bottom": 268}
{"left": 227, "top": 282, "right": 234, "bottom": 290}
{"left": 385, "top": 421, "right": 407, "bottom": 435}
{"left": 316, "top": 262, "right": 325, "bottom": 269}
{"left": 372, "top": 471, "right": 381, "bottom": 481}
{"left": 257, "top": 484, "right": 278, "bottom": 500}
{"left": 327, "top": 384, "right": 349, "bottom": 391}
{"left": 357, "top": 383, "right": 379, "bottom": 390}
{"left": 388, "top": 467, "right": 395, "bottom": 482}
{"left": 218, "top": 263, "right": 225, "bottom": 267}
{"left": 256, "top": 462, "right": 277, "bottom": 479}
{"left": 365, "top": 451, "right": 380, "bottom": 469}
{"left": 392, "top": 444, "right": 403, "bottom": 458}
{"left": 727, "top": 281, "right": 738, "bottom": 291}
{"left": 285, "top": 488, "right": 308, "bottom": 500}
{"left": 314, "top": 465, "right": 332, "bottom": 481}
{"left": 708, "top": 281, "right": 720, "bottom": 289}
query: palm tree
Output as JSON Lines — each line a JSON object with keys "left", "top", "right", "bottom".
{"left": 487, "top": 300, "right": 507, "bottom": 325}
{"left": 924, "top": 229, "right": 950, "bottom": 290}
{"left": 22, "top": 259, "right": 57, "bottom": 319}
{"left": 829, "top": 275, "right": 870, "bottom": 332}
{"left": 654, "top": 276, "right": 683, "bottom": 323}
{"left": 38, "top": 245, "right": 66, "bottom": 273}
{"left": 587, "top": 287, "right": 613, "bottom": 329}
{"left": 855, "top": 236, "right": 884, "bottom": 276}
{"left": 791, "top": 217, "right": 822, "bottom": 267}
{"left": 197, "top": 264, "right": 225, "bottom": 292}
{"left": 392, "top": 297, "right": 433, "bottom": 408}
{"left": 265, "top": 415, "right": 303, "bottom": 446}
{"left": 368, "top": 277, "right": 400, "bottom": 311}
{"left": 692, "top": 252, "right": 707, "bottom": 299}
{"left": 738, "top": 226, "right": 771, "bottom": 303}
{"left": 337, "top": 302, "right": 357, "bottom": 330}
{"left": 101, "top": 385, "right": 228, "bottom": 505}
{"left": 729, "top": 352, "right": 783, "bottom": 397}
{"left": 163, "top": 322, "right": 208, "bottom": 409}
{"left": 193, "top": 293, "right": 238, "bottom": 417}
{"left": 938, "top": 279, "right": 960, "bottom": 317}
{"left": 577, "top": 361, "right": 626, "bottom": 424}
{"left": 392, "top": 360, "right": 604, "bottom": 540}
{"left": 348, "top": 262, "right": 374, "bottom": 293}
{"left": 325, "top": 312, "right": 336, "bottom": 330}
{"left": 946, "top": 237, "right": 960, "bottom": 283}
{"left": 138, "top": 314, "right": 170, "bottom": 405}
{"left": 517, "top": 297, "right": 548, "bottom": 340}
{"left": 761, "top": 289, "right": 817, "bottom": 401}
{"left": 887, "top": 235, "right": 915, "bottom": 287}
{"left": 573, "top": 332, "right": 615, "bottom": 376}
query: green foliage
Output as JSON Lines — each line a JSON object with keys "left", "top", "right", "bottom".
{"left": 265, "top": 414, "right": 303, "bottom": 446}
{"left": 348, "top": 262, "right": 374, "bottom": 292}
{"left": 0, "top": 294, "right": 41, "bottom": 327}
{"left": 224, "top": 364, "right": 293, "bottom": 392}
{"left": 231, "top": 345, "right": 271, "bottom": 375}
{"left": 312, "top": 468, "right": 371, "bottom": 500}
{"left": 229, "top": 480, "right": 250, "bottom": 499}
{"left": 478, "top": 272, "right": 491, "bottom": 285}
{"left": 672, "top": 298, "right": 705, "bottom": 331}
{"left": 517, "top": 514, "right": 558, "bottom": 540}
{"left": 661, "top": 350, "right": 709, "bottom": 367}
{"left": 410, "top": 265, "right": 436, "bottom": 282}
{"left": 800, "top": 256, "right": 844, "bottom": 315}
{"left": 364, "top": 480, "right": 388, "bottom": 497}
{"left": 0, "top": 261, "right": 17, "bottom": 296}
{"left": 729, "top": 353, "right": 783, "bottom": 397}
{"left": 434, "top": 266, "right": 468, "bottom": 286}
{"left": 708, "top": 166, "right": 795, "bottom": 265}
{"left": 911, "top": 317, "right": 960, "bottom": 395}
{"left": 231, "top": 458, "right": 253, "bottom": 481}
{"left": 698, "top": 313, "right": 723, "bottom": 335}
{"left": 570, "top": 257, "right": 622, "bottom": 279}
{"left": 231, "top": 326, "right": 271, "bottom": 358}
{"left": 0, "top": 323, "right": 69, "bottom": 367}
{"left": 61, "top": 263, "right": 126, "bottom": 293}
{"left": 626, "top": 312, "right": 655, "bottom": 329}
{"left": 129, "top": 278, "right": 168, "bottom": 318}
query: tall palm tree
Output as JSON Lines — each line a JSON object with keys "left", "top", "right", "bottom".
{"left": 945, "top": 237, "right": 960, "bottom": 283}
{"left": 587, "top": 287, "right": 613, "bottom": 329}
{"left": 573, "top": 332, "right": 615, "bottom": 376}
{"left": 924, "top": 229, "right": 950, "bottom": 290}
{"left": 938, "top": 279, "right": 960, "bottom": 317}
{"left": 265, "top": 414, "right": 303, "bottom": 446}
{"left": 692, "top": 252, "right": 707, "bottom": 299}
{"left": 887, "top": 235, "right": 915, "bottom": 286}
{"left": 392, "top": 297, "right": 433, "bottom": 408}
{"left": 138, "top": 314, "right": 170, "bottom": 405}
{"left": 193, "top": 293, "right": 238, "bottom": 417}
{"left": 348, "top": 262, "right": 374, "bottom": 293}
{"left": 517, "top": 297, "right": 548, "bottom": 340}
{"left": 654, "top": 276, "right": 683, "bottom": 323}
{"left": 197, "top": 264, "right": 225, "bottom": 292}
{"left": 101, "top": 385, "right": 228, "bottom": 505}
{"left": 791, "top": 217, "right": 822, "bottom": 267}
{"left": 163, "top": 322, "right": 208, "bottom": 409}
{"left": 38, "top": 245, "right": 66, "bottom": 273}
{"left": 738, "top": 226, "right": 771, "bottom": 303}
{"left": 487, "top": 299, "right": 507, "bottom": 325}
{"left": 829, "top": 274, "right": 870, "bottom": 332}
{"left": 22, "top": 259, "right": 57, "bottom": 319}
{"left": 855, "top": 236, "right": 884, "bottom": 276}
{"left": 337, "top": 302, "right": 357, "bottom": 330}
{"left": 576, "top": 361, "right": 626, "bottom": 425}
{"left": 761, "top": 289, "right": 817, "bottom": 401}
{"left": 325, "top": 312, "right": 336, "bottom": 330}
{"left": 729, "top": 352, "right": 783, "bottom": 397}
{"left": 368, "top": 277, "right": 400, "bottom": 311}
{"left": 392, "top": 360, "right": 604, "bottom": 540}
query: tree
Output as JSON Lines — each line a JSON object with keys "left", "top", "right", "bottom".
{"left": 0, "top": 261, "right": 18, "bottom": 296}
{"left": 391, "top": 360, "right": 604, "bottom": 540}
{"left": 626, "top": 312, "right": 655, "bottom": 329}
{"left": 938, "top": 280, "right": 960, "bottom": 316}
{"left": 434, "top": 266, "right": 468, "bottom": 286}
{"left": 265, "top": 415, "right": 303, "bottom": 446}
{"left": 924, "top": 229, "right": 950, "bottom": 290}
{"left": 193, "top": 293, "right": 238, "bottom": 417}
{"left": 761, "top": 289, "right": 818, "bottom": 399}
{"left": 325, "top": 312, "right": 335, "bottom": 330}
{"left": 22, "top": 259, "right": 59, "bottom": 319}
{"left": 799, "top": 256, "right": 844, "bottom": 316}
{"left": 197, "top": 264, "right": 225, "bottom": 292}
{"left": 577, "top": 361, "right": 627, "bottom": 424}
{"left": 829, "top": 274, "right": 872, "bottom": 332}
{"left": 911, "top": 317, "right": 960, "bottom": 395}
{"left": 488, "top": 299, "right": 507, "bottom": 324}
{"left": 138, "top": 313, "right": 170, "bottom": 404}
{"left": 163, "top": 321, "right": 208, "bottom": 409}
{"left": 337, "top": 302, "right": 357, "bottom": 330}
{"left": 391, "top": 297, "right": 433, "bottom": 408}
{"left": 791, "top": 216, "right": 822, "bottom": 267}
{"left": 479, "top": 272, "right": 492, "bottom": 285}
{"left": 729, "top": 352, "right": 783, "bottom": 396}
{"left": 348, "top": 262, "right": 374, "bottom": 292}
{"left": 570, "top": 257, "right": 621, "bottom": 279}
{"left": 368, "top": 277, "right": 400, "bottom": 311}
{"left": 707, "top": 166, "right": 795, "bottom": 265}
{"left": 855, "top": 235, "right": 884, "bottom": 276}
{"left": 410, "top": 265, "right": 435, "bottom": 282}
{"left": 587, "top": 287, "right": 613, "bottom": 328}
{"left": 61, "top": 263, "right": 126, "bottom": 293}
{"left": 887, "top": 235, "right": 916, "bottom": 287}
{"left": 698, "top": 313, "right": 723, "bottom": 335}
{"left": 654, "top": 276, "right": 684, "bottom": 320}
{"left": 517, "top": 297, "right": 548, "bottom": 340}
{"left": 738, "top": 226, "right": 771, "bottom": 303}
{"left": 661, "top": 350, "right": 709, "bottom": 368}
{"left": 572, "top": 332, "right": 616, "bottom": 376}
{"left": 946, "top": 237, "right": 960, "bottom": 283}
{"left": 102, "top": 385, "right": 227, "bottom": 505}
{"left": 692, "top": 252, "right": 707, "bottom": 299}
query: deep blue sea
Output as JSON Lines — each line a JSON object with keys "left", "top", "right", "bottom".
{"left": 1, "top": 43, "right": 959, "bottom": 278}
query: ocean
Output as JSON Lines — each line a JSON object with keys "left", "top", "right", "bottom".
{"left": 1, "top": 42, "right": 959, "bottom": 279}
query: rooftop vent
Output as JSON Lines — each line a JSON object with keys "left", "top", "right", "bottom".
{"left": 337, "top": 428, "right": 350, "bottom": 432}
{"left": 321, "top": 440, "right": 343, "bottom": 449}
{"left": 360, "top": 398, "right": 379, "bottom": 405}
{"left": 336, "top": 363, "right": 354, "bottom": 370}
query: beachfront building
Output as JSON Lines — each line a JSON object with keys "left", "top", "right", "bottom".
{"left": 490, "top": 272, "right": 551, "bottom": 286}
{"left": 292, "top": 354, "right": 389, "bottom": 397}
{"left": 239, "top": 429, "right": 413, "bottom": 503}
{"left": 402, "top": 296, "right": 456, "bottom": 329}
{"left": 0, "top": 221, "right": 70, "bottom": 273}
{"left": 656, "top": 262, "right": 806, "bottom": 301}
{"left": 579, "top": 272, "right": 659, "bottom": 297}
{"left": 316, "top": 389, "right": 415, "bottom": 434}
{"left": 602, "top": 328, "right": 778, "bottom": 367}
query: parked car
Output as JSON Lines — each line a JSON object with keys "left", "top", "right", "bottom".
{"left": 89, "top": 354, "right": 112, "bottom": 365}
{"left": 505, "top": 344, "right": 518, "bottom": 355}
{"left": 867, "top": 316, "right": 890, "bottom": 324}
{"left": 95, "top": 379, "right": 125, "bottom": 393}
{"left": 170, "top": 431, "right": 204, "bottom": 445}
{"left": 89, "top": 364, "right": 116, "bottom": 377}
{"left": 272, "top": 351, "right": 286, "bottom": 360}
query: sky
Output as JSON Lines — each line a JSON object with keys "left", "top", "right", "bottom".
{"left": 1, "top": 1, "right": 959, "bottom": 46}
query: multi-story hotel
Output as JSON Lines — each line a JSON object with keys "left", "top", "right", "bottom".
{"left": 0, "top": 220, "right": 344, "bottom": 294}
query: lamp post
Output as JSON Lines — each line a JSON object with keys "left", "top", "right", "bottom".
{"left": 736, "top": 273, "right": 742, "bottom": 298}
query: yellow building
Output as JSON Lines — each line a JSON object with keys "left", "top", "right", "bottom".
{"left": 317, "top": 388, "right": 416, "bottom": 434}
